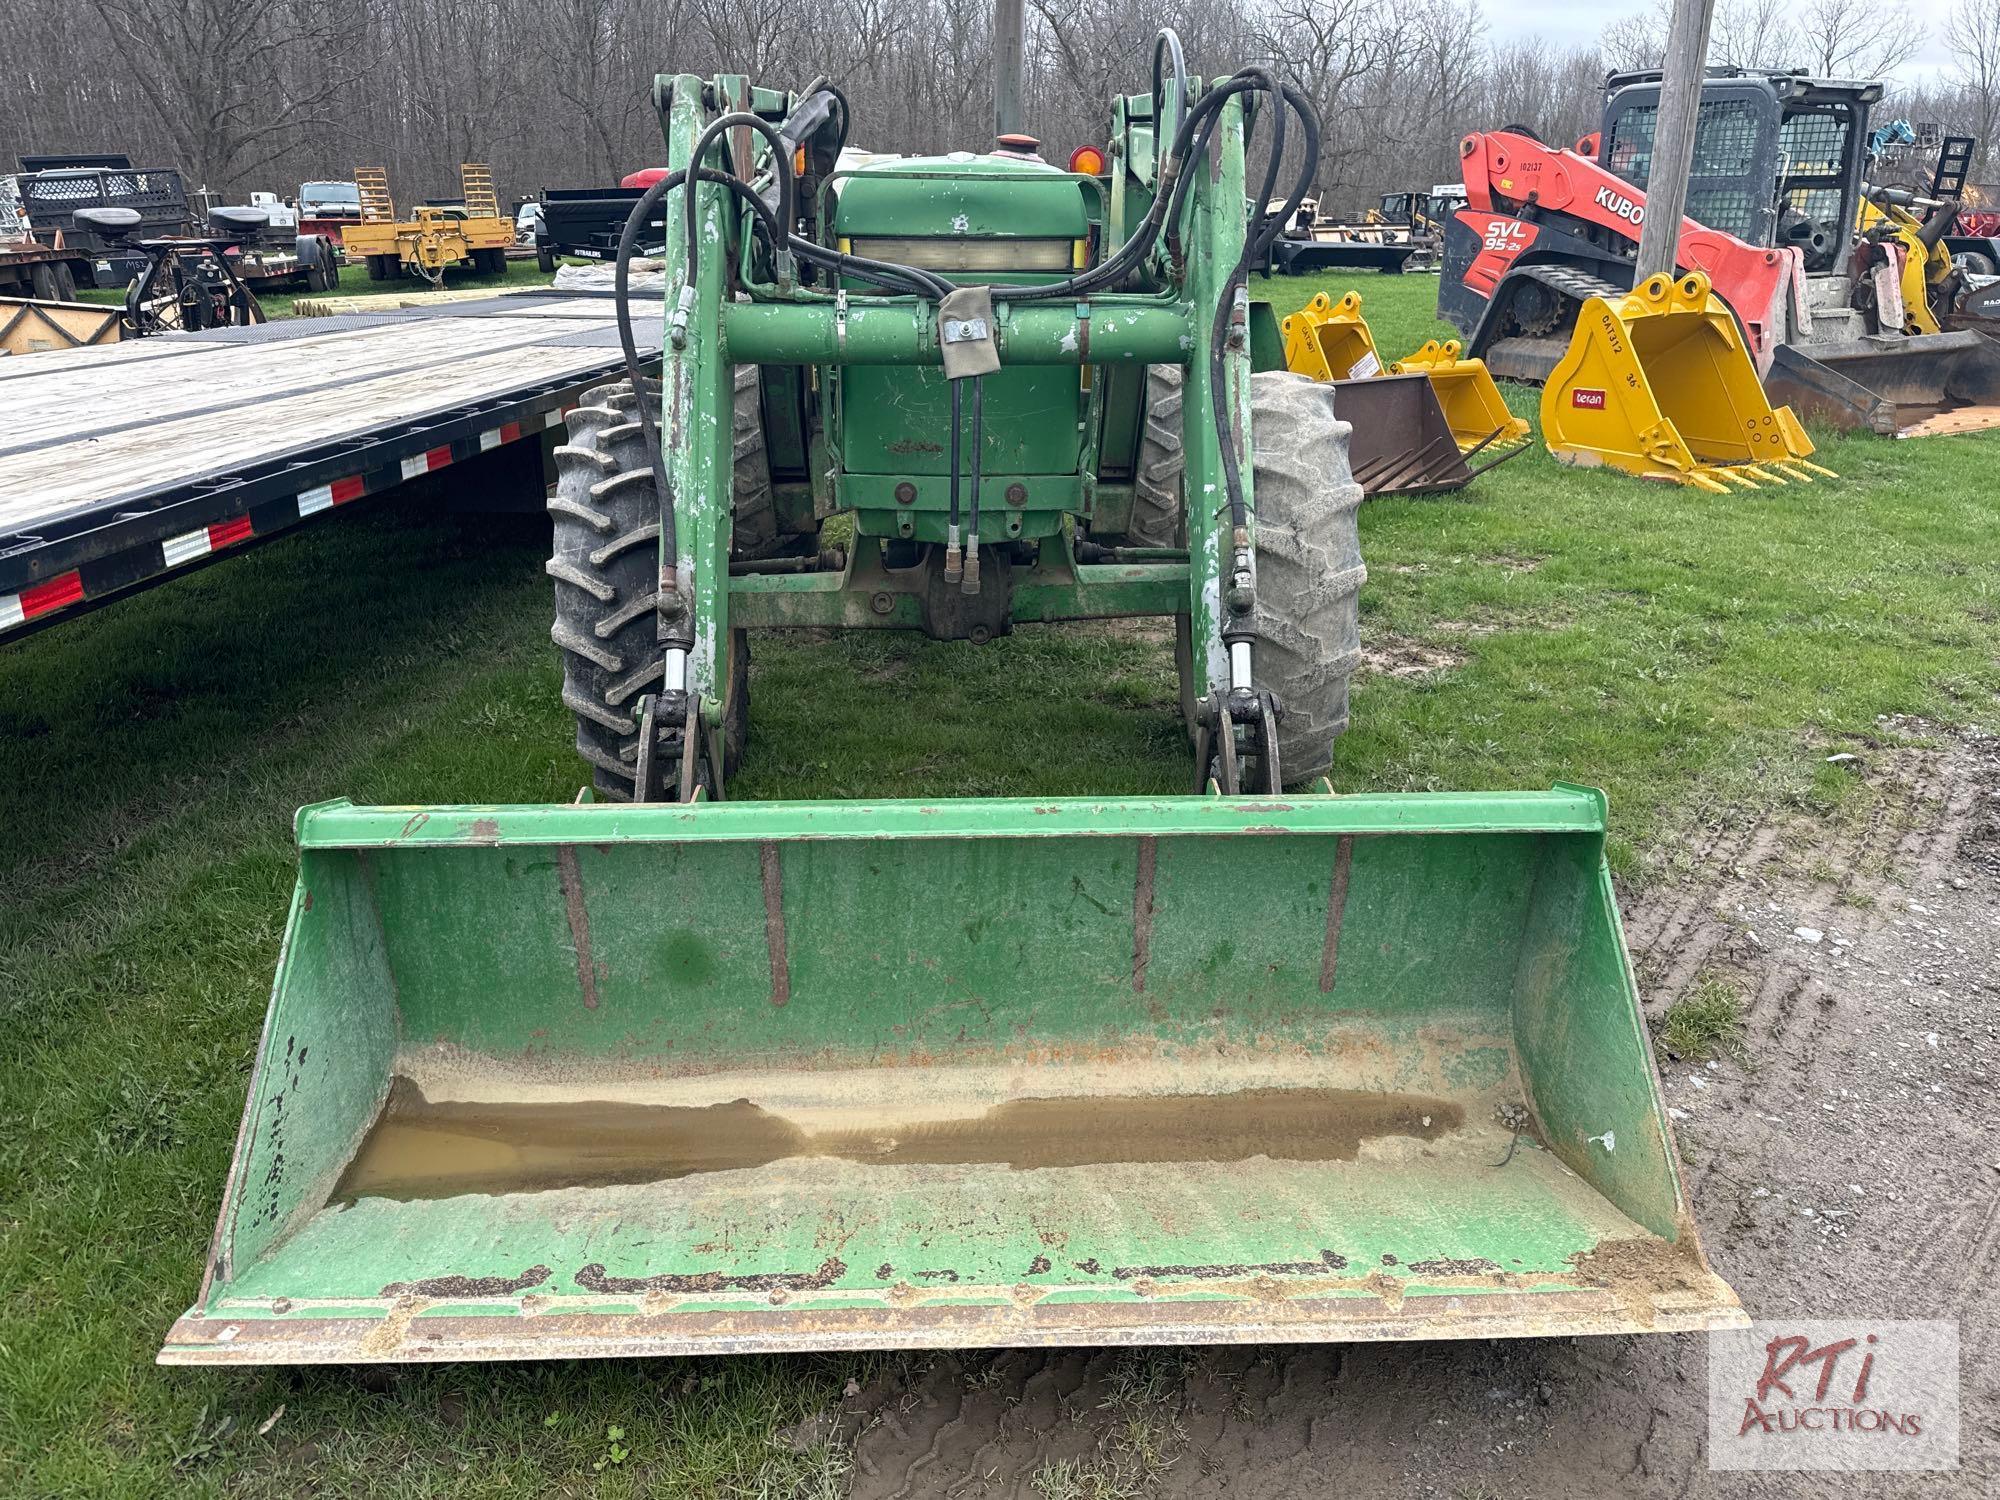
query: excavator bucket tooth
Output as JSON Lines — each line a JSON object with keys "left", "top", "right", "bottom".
{"left": 1282, "top": 291, "right": 1383, "bottom": 382}
{"left": 1766, "top": 329, "right": 2000, "bottom": 438}
{"left": 1391, "top": 340, "right": 1532, "bottom": 453}
{"left": 1542, "top": 272, "right": 1819, "bottom": 489}
{"left": 160, "top": 790, "right": 1742, "bottom": 1365}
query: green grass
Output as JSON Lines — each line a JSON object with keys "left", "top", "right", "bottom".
{"left": 1658, "top": 975, "right": 1750, "bottom": 1063}
{"left": 2, "top": 267, "right": 1998, "bottom": 1495}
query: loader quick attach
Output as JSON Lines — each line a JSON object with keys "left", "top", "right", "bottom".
{"left": 163, "top": 36, "right": 1742, "bottom": 1365}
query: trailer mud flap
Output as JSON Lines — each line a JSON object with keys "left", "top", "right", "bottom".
{"left": 162, "top": 789, "right": 1742, "bottom": 1365}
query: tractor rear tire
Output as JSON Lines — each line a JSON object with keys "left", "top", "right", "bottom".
{"left": 729, "top": 365, "right": 784, "bottom": 560}
{"left": 1143, "top": 369, "right": 1366, "bottom": 783}
{"left": 547, "top": 378, "right": 750, "bottom": 800}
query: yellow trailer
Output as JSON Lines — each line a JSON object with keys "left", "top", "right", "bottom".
{"left": 340, "top": 165, "right": 514, "bottom": 284}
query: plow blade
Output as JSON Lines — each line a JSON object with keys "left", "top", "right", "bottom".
{"left": 163, "top": 790, "right": 1741, "bottom": 1365}
{"left": 1390, "top": 340, "right": 1532, "bottom": 453}
{"left": 1544, "top": 273, "right": 1826, "bottom": 492}
{"left": 1766, "top": 329, "right": 2000, "bottom": 438}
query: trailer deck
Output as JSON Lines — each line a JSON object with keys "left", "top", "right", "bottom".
{"left": 0, "top": 292, "right": 662, "bottom": 639}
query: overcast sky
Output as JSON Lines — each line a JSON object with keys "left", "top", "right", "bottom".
{"left": 1508, "top": 0, "right": 1957, "bottom": 80}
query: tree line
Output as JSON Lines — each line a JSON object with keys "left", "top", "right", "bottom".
{"left": 3, "top": 0, "right": 1997, "bottom": 215}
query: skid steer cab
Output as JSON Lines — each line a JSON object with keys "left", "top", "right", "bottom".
{"left": 165, "top": 37, "right": 1742, "bottom": 1367}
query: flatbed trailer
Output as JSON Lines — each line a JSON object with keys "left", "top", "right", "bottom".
{"left": 0, "top": 292, "right": 662, "bottom": 641}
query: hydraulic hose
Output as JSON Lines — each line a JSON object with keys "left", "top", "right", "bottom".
{"left": 623, "top": 55, "right": 1323, "bottom": 662}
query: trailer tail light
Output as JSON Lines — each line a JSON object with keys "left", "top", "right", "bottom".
{"left": 1067, "top": 146, "right": 1107, "bottom": 177}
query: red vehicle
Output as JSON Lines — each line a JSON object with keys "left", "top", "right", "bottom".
{"left": 296, "top": 180, "right": 363, "bottom": 245}
{"left": 1437, "top": 68, "right": 2000, "bottom": 434}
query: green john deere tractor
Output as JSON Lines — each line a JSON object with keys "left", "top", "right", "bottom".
{"left": 164, "top": 39, "right": 1741, "bottom": 1365}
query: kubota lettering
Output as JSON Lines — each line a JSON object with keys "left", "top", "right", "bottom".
{"left": 1593, "top": 185, "right": 1645, "bottom": 225}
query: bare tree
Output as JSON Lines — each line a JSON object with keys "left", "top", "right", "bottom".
{"left": 1946, "top": 10, "right": 2000, "bottom": 179}
{"left": 1711, "top": 0, "right": 1787, "bottom": 69}
{"left": 85, "top": 0, "right": 369, "bottom": 194}
{"left": 1798, "top": 0, "right": 1920, "bottom": 79}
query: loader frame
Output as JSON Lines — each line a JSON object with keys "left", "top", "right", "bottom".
{"left": 654, "top": 75, "right": 1254, "bottom": 790}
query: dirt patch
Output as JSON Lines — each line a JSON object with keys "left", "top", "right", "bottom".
{"left": 823, "top": 721, "right": 2000, "bottom": 1499}
{"left": 1359, "top": 634, "right": 1467, "bottom": 678}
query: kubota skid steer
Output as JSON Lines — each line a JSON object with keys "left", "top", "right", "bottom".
{"left": 163, "top": 38, "right": 1740, "bottom": 1366}
{"left": 1441, "top": 69, "right": 2000, "bottom": 438}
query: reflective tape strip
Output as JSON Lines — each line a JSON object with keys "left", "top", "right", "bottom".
{"left": 163, "top": 527, "right": 215, "bottom": 566}
{"left": 1, "top": 570, "right": 86, "bottom": 629}
{"left": 209, "top": 516, "right": 253, "bottom": 550}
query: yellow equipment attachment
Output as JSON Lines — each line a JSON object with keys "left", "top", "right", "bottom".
{"left": 1390, "top": 340, "right": 1531, "bottom": 453}
{"left": 1282, "top": 291, "right": 1383, "bottom": 382}
{"left": 1857, "top": 193, "right": 1952, "bottom": 337}
{"left": 1542, "top": 272, "right": 1833, "bottom": 494}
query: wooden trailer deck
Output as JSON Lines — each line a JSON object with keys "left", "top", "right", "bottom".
{"left": 0, "top": 292, "right": 662, "bottom": 639}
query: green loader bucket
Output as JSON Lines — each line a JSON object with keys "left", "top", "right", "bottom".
{"left": 163, "top": 789, "right": 1741, "bottom": 1364}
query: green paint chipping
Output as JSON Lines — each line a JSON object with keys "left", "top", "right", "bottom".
{"left": 163, "top": 788, "right": 1739, "bottom": 1364}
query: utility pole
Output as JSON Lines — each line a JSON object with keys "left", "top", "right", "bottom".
{"left": 993, "top": 0, "right": 1025, "bottom": 140}
{"left": 1633, "top": 0, "right": 1720, "bottom": 280}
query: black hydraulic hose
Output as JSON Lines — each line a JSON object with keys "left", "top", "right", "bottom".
{"left": 684, "top": 111, "right": 796, "bottom": 281}
{"left": 962, "top": 376, "right": 985, "bottom": 593}
{"left": 1210, "top": 79, "right": 1321, "bottom": 535}
{"left": 946, "top": 379, "right": 964, "bottom": 580}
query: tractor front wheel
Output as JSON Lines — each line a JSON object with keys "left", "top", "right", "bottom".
{"left": 547, "top": 379, "right": 750, "bottom": 800}
{"left": 1144, "top": 369, "right": 1365, "bottom": 784}
{"left": 1243, "top": 372, "right": 1366, "bottom": 784}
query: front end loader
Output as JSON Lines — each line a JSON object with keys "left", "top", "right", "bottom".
{"left": 163, "top": 42, "right": 1741, "bottom": 1365}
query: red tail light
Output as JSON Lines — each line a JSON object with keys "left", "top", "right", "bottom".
{"left": 1067, "top": 145, "right": 1107, "bottom": 177}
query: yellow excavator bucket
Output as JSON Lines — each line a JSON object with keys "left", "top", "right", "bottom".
{"left": 1390, "top": 340, "right": 1531, "bottom": 453}
{"left": 1282, "top": 291, "right": 1382, "bottom": 382}
{"left": 1542, "top": 273, "right": 1832, "bottom": 494}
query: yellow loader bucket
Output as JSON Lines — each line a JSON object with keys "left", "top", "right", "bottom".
{"left": 1391, "top": 340, "right": 1531, "bottom": 453}
{"left": 1282, "top": 291, "right": 1383, "bottom": 381}
{"left": 1543, "top": 273, "right": 1832, "bottom": 493}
